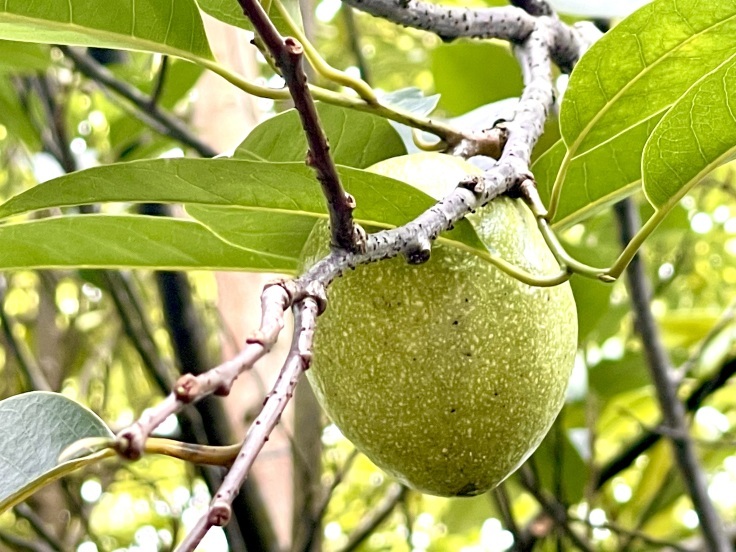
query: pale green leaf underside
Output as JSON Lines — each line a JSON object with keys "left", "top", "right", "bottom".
{"left": 0, "top": 0, "right": 213, "bottom": 60}
{"left": 644, "top": 55, "right": 736, "bottom": 209}
{"left": 0, "top": 392, "right": 114, "bottom": 512}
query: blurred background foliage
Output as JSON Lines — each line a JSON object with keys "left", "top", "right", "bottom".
{"left": 0, "top": 0, "right": 735, "bottom": 551}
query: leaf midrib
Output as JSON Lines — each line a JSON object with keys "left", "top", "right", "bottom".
{"left": 565, "top": 10, "right": 736, "bottom": 158}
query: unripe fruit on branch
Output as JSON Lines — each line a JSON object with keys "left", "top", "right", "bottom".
{"left": 300, "top": 153, "right": 578, "bottom": 496}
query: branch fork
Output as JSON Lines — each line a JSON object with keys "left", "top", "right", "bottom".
{"left": 113, "top": 2, "right": 605, "bottom": 550}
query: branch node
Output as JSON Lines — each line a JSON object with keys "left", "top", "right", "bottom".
{"left": 174, "top": 374, "right": 200, "bottom": 403}
{"left": 404, "top": 236, "right": 432, "bottom": 265}
{"left": 114, "top": 433, "right": 143, "bottom": 461}
{"left": 208, "top": 502, "right": 232, "bottom": 526}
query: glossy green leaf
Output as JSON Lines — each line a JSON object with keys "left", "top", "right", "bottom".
{"left": 432, "top": 41, "right": 522, "bottom": 116}
{"left": 0, "top": 158, "right": 485, "bottom": 266}
{"left": 0, "top": 392, "right": 114, "bottom": 512}
{"left": 0, "top": 0, "right": 213, "bottom": 60}
{"left": 235, "top": 103, "right": 406, "bottom": 167}
{"left": 553, "top": 0, "right": 736, "bottom": 221}
{"left": 0, "top": 215, "right": 301, "bottom": 271}
{"left": 643, "top": 56, "right": 736, "bottom": 211}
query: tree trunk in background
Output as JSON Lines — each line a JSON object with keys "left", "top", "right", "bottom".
{"left": 193, "top": 14, "right": 296, "bottom": 550}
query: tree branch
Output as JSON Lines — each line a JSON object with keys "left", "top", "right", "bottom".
{"left": 58, "top": 46, "right": 217, "bottom": 158}
{"left": 117, "top": 281, "right": 293, "bottom": 458}
{"left": 615, "top": 198, "right": 731, "bottom": 552}
{"left": 338, "top": 484, "right": 408, "bottom": 552}
{"left": 342, "top": 0, "right": 597, "bottom": 72}
{"left": 175, "top": 296, "right": 320, "bottom": 552}
{"left": 236, "top": 0, "right": 364, "bottom": 253}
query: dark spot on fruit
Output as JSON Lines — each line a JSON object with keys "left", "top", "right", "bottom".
{"left": 450, "top": 408, "right": 456, "bottom": 413}
{"left": 464, "top": 298, "right": 469, "bottom": 302}
{"left": 452, "top": 320, "right": 459, "bottom": 326}
{"left": 463, "top": 352, "right": 472, "bottom": 357}
{"left": 455, "top": 482, "right": 480, "bottom": 496}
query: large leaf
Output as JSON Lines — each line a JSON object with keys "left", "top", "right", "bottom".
{"left": 0, "top": 392, "right": 114, "bottom": 511}
{"left": 0, "top": 215, "right": 301, "bottom": 272}
{"left": 235, "top": 103, "right": 406, "bottom": 167}
{"left": 0, "top": 0, "right": 213, "bottom": 60}
{"left": 643, "top": 55, "right": 736, "bottom": 211}
{"left": 552, "top": 0, "right": 736, "bottom": 222}
{"left": 0, "top": 158, "right": 485, "bottom": 267}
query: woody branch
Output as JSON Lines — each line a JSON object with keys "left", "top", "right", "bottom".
{"left": 113, "top": 2, "right": 600, "bottom": 550}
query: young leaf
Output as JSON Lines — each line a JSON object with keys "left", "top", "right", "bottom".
{"left": 235, "top": 103, "right": 406, "bottom": 167}
{"left": 0, "top": 215, "right": 300, "bottom": 272}
{"left": 0, "top": 0, "right": 213, "bottom": 60}
{"left": 643, "top": 56, "right": 736, "bottom": 211}
{"left": 0, "top": 392, "right": 114, "bottom": 512}
{"left": 552, "top": 0, "right": 736, "bottom": 219}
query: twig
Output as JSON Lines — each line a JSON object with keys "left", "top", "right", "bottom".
{"left": 342, "top": 0, "right": 595, "bottom": 72}
{"left": 567, "top": 515, "right": 691, "bottom": 552}
{"left": 116, "top": 281, "right": 293, "bottom": 459}
{"left": 597, "top": 354, "right": 736, "bottom": 487}
{"left": 13, "top": 504, "right": 62, "bottom": 552}
{"left": 338, "top": 484, "right": 408, "bottom": 552}
{"left": 175, "top": 297, "right": 320, "bottom": 552}
{"left": 341, "top": 6, "right": 372, "bottom": 84}
{"left": 149, "top": 55, "right": 169, "bottom": 108}
{"left": 519, "top": 465, "right": 595, "bottom": 552}
{"left": 237, "top": 0, "right": 364, "bottom": 253}
{"left": 58, "top": 46, "right": 217, "bottom": 158}
{"left": 0, "top": 279, "right": 52, "bottom": 392}
{"left": 615, "top": 198, "right": 731, "bottom": 552}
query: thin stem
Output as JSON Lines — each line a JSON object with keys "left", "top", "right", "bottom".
{"left": 341, "top": 6, "right": 372, "bottom": 84}
{"left": 272, "top": 0, "right": 377, "bottom": 102}
{"left": 338, "top": 485, "right": 408, "bottom": 552}
{"left": 148, "top": 55, "right": 169, "bottom": 107}
{"left": 174, "top": 298, "right": 319, "bottom": 551}
{"left": 615, "top": 198, "right": 731, "bottom": 552}
{"left": 518, "top": 465, "right": 595, "bottom": 552}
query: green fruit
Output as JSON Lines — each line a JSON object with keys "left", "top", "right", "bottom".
{"left": 300, "top": 153, "right": 577, "bottom": 497}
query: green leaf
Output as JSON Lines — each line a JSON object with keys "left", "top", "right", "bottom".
{"left": 0, "top": 0, "right": 213, "bottom": 60}
{"left": 432, "top": 41, "right": 522, "bottom": 116}
{"left": 235, "top": 103, "right": 406, "bottom": 167}
{"left": 643, "top": 56, "right": 736, "bottom": 211}
{"left": 0, "top": 215, "right": 300, "bottom": 272}
{"left": 0, "top": 158, "right": 482, "bottom": 246}
{"left": 553, "top": 0, "right": 736, "bottom": 221}
{"left": 382, "top": 87, "right": 440, "bottom": 116}
{"left": 589, "top": 352, "right": 651, "bottom": 401}
{"left": 197, "top": 0, "right": 303, "bottom": 38}
{"left": 0, "top": 41, "right": 49, "bottom": 73}
{"left": 0, "top": 77, "right": 41, "bottom": 150}
{"left": 0, "top": 392, "right": 114, "bottom": 512}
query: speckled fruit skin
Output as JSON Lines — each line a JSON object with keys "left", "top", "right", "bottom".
{"left": 300, "top": 153, "right": 578, "bottom": 497}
